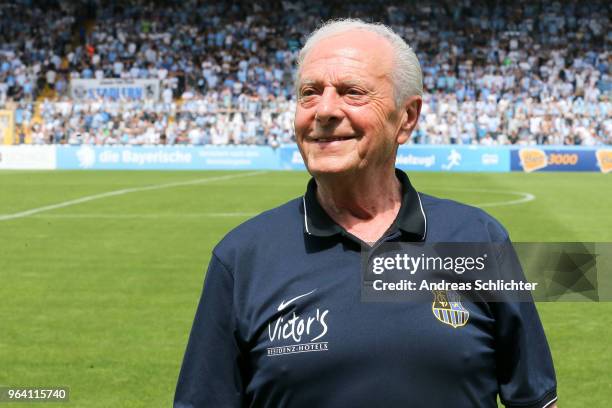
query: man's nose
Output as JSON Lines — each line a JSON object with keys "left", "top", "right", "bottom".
{"left": 315, "top": 87, "right": 343, "bottom": 126}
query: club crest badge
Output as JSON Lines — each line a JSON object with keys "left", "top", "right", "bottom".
{"left": 432, "top": 290, "right": 469, "bottom": 328}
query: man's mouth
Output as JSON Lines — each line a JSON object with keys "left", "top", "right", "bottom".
{"left": 311, "top": 136, "right": 355, "bottom": 143}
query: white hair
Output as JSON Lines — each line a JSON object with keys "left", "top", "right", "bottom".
{"left": 296, "top": 18, "right": 423, "bottom": 106}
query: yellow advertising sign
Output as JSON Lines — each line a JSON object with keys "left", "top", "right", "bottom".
{"left": 518, "top": 148, "right": 548, "bottom": 172}
{"left": 0, "top": 110, "right": 15, "bottom": 145}
{"left": 596, "top": 149, "right": 612, "bottom": 174}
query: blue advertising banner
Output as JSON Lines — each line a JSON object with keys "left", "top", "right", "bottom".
{"left": 278, "top": 145, "right": 306, "bottom": 170}
{"left": 56, "top": 145, "right": 280, "bottom": 170}
{"left": 196, "top": 146, "right": 279, "bottom": 169}
{"left": 395, "top": 145, "right": 510, "bottom": 172}
{"left": 278, "top": 145, "right": 510, "bottom": 172}
{"left": 510, "top": 147, "right": 612, "bottom": 173}
{"left": 51, "top": 145, "right": 609, "bottom": 172}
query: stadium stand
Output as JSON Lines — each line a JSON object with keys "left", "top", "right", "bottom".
{"left": 0, "top": 0, "right": 610, "bottom": 145}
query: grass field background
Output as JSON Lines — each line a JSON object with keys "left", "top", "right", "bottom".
{"left": 1, "top": 170, "right": 610, "bottom": 407}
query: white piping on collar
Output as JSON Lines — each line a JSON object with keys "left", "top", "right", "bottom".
{"left": 541, "top": 396, "right": 558, "bottom": 408}
{"left": 303, "top": 191, "right": 426, "bottom": 240}
{"left": 302, "top": 196, "right": 311, "bottom": 235}
{"left": 416, "top": 192, "right": 427, "bottom": 241}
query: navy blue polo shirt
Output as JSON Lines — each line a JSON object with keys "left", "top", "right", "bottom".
{"left": 175, "top": 169, "right": 557, "bottom": 408}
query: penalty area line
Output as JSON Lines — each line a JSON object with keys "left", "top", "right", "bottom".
{"left": 427, "top": 187, "right": 536, "bottom": 208}
{"left": 0, "top": 171, "right": 266, "bottom": 222}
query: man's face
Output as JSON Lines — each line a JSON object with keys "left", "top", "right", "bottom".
{"left": 294, "top": 30, "right": 411, "bottom": 177}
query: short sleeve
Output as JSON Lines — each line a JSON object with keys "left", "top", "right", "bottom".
{"left": 174, "top": 253, "right": 245, "bottom": 408}
{"left": 493, "top": 300, "right": 557, "bottom": 408}
{"left": 491, "top": 238, "right": 557, "bottom": 408}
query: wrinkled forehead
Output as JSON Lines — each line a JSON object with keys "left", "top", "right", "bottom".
{"left": 299, "top": 30, "right": 394, "bottom": 82}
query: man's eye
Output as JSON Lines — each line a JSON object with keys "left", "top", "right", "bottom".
{"left": 300, "top": 88, "right": 316, "bottom": 97}
{"left": 346, "top": 88, "right": 365, "bottom": 96}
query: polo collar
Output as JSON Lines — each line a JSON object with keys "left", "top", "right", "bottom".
{"left": 302, "top": 169, "right": 427, "bottom": 241}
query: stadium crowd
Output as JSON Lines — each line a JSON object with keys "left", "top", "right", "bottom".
{"left": 1, "top": 0, "right": 610, "bottom": 145}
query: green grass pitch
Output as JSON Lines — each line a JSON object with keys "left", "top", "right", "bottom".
{"left": 0, "top": 170, "right": 610, "bottom": 407}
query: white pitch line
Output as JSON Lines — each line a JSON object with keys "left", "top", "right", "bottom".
{"left": 27, "top": 189, "right": 534, "bottom": 219}
{"left": 428, "top": 187, "right": 536, "bottom": 207}
{"left": 31, "top": 212, "right": 257, "bottom": 219}
{"left": 0, "top": 170, "right": 48, "bottom": 176}
{"left": 475, "top": 191, "right": 535, "bottom": 207}
{"left": 0, "top": 171, "right": 266, "bottom": 222}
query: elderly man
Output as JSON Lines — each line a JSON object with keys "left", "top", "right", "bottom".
{"left": 175, "top": 19, "right": 557, "bottom": 408}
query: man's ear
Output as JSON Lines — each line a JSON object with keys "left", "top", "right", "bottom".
{"left": 396, "top": 95, "right": 422, "bottom": 145}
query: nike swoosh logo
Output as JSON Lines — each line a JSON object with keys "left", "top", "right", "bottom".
{"left": 277, "top": 289, "right": 317, "bottom": 311}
